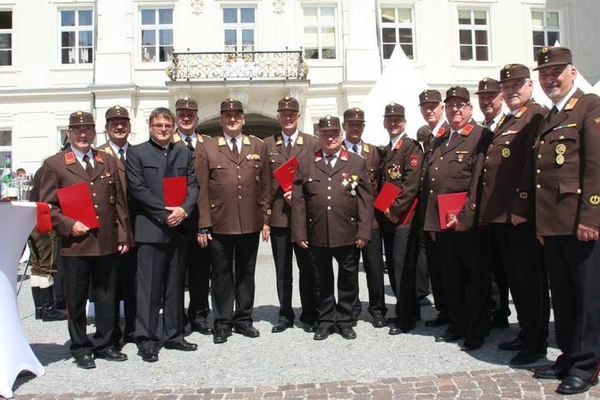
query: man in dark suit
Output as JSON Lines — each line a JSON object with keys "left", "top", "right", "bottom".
{"left": 195, "top": 99, "right": 271, "bottom": 344}
{"left": 126, "top": 107, "right": 199, "bottom": 362}
{"left": 172, "top": 97, "right": 213, "bottom": 336}
{"left": 530, "top": 46, "right": 600, "bottom": 395}
{"left": 39, "top": 110, "right": 130, "bottom": 369}
{"left": 422, "top": 87, "right": 491, "bottom": 351}
{"left": 377, "top": 103, "right": 423, "bottom": 335}
{"left": 479, "top": 64, "right": 550, "bottom": 366}
{"left": 291, "top": 115, "right": 373, "bottom": 340}
{"left": 96, "top": 105, "right": 137, "bottom": 347}
{"left": 264, "top": 96, "right": 319, "bottom": 333}
{"left": 342, "top": 107, "right": 386, "bottom": 329}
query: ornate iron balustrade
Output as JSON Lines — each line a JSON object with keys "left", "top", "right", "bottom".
{"left": 167, "top": 50, "right": 308, "bottom": 81}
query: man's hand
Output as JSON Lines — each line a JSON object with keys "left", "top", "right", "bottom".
{"left": 283, "top": 191, "right": 292, "bottom": 205}
{"left": 577, "top": 223, "right": 599, "bottom": 242}
{"left": 356, "top": 238, "right": 368, "bottom": 249}
{"left": 384, "top": 208, "right": 399, "bottom": 223}
{"left": 295, "top": 240, "right": 309, "bottom": 249}
{"left": 197, "top": 232, "right": 213, "bottom": 248}
{"left": 165, "top": 206, "right": 186, "bottom": 227}
{"left": 446, "top": 217, "right": 468, "bottom": 232}
{"left": 510, "top": 214, "right": 527, "bottom": 225}
{"left": 262, "top": 224, "right": 270, "bottom": 242}
{"left": 71, "top": 221, "right": 89, "bottom": 237}
{"left": 118, "top": 243, "right": 129, "bottom": 254}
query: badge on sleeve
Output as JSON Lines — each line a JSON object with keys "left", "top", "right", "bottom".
{"left": 409, "top": 154, "right": 419, "bottom": 167}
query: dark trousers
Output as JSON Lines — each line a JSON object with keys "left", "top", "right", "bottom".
{"left": 382, "top": 227, "right": 418, "bottom": 324}
{"left": 210, "top": 233, "right": 259, "bottom": 330}
{"left": 414, "top": 226, "right": 430, "bottom": 300}
{"left": 270, "top": 227, "right": 317, "bottom": 325}
{"left": 186, "top": 240, "right": 211, "bottom": 324}
{"left": 488, "top": 229, "right": 511, "bottom": 321}
{"left": 135, "top": 241, "right": 185, "bottom": 350}
{"left": 424, "top": 232, "right": 449, "bottom": 318}
{"left": 355, "top": 228, "right": 387, "bottom": 317}
{"left": 112, "top": 247, "right": 137, "bottom": 344}
{"left": 309, "top": 245, "right": 359, "bottom": 329}
{"left": 544, "top": 236, "right": 600, "bottom": 381}
{"left": 493, "top": 223, "right": 549, "bottom": 350}
{"left": 62, "top": 253, "right": 117, "bottom": 357}
{"left": 436, "top": 230, "right": 490, "bottom": 342}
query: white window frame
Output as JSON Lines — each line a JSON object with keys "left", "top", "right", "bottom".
{"left": 140, "top": 7, "right": 174, "bottom": 63}
{"left": 59, "top": 8, "right": 94, "bottom": 65}
{"left": 379, "top": 5, "right": 415, "bottom": 61}
{"left": 57, "top": 127, "right": 69, "bottom": 151}
{"left": 531, "top": 10, "right": 562, "bottom": 57}
{"left": 302, "top": 5, "right": 338, "bottom": 61}
{"left": 0, "top": 10, "right": 12, "bottom": 67}
{"left": 222, "top": 6, "right": 257, "bottom": 53}
{"left": 0, "top": 129, "right": 12, "bottom": 175}
{"left": 457, "top": 8, "right": 490, "bottom": 62}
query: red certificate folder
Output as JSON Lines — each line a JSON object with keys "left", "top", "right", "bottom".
{"left": 437, "top": 192, "right": 468, "bottom": 230}
{"left": 273, "top": 157, "right": 298, "bottom": 192}
{"left": 374, "top": 182, "right": 401, "bottom": 212}
{"left": 163, "top": 176, "right": 187, "bottom": 207}
{"left": 56, "top": 182, "right": 99, "bottom": 229}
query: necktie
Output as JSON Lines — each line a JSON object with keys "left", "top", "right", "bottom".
{"left": 83, "top": 154, "right": 93, "bottom": 179}
{"left": 446, "top": 131, "right": 457, "bottom": 147}
{"left": 325, "top": 154, "right": 335, "bottom": 170}
{"left": 484, "top": 120, "right": 493, "bottom": 129}
{"left": 184, "top": 136, "right": 194, "bottom": 152}
{"left": 231, "top": 137, "right": 239, "bottom": 160}
{"left": 284, "top": 137, "right": 292, "bottom": 157}
{"left": 352, "top": 144, "right": 359, "bottom": 154}
{"left": 118, "top": 148, "right": 125, "bottom": 160}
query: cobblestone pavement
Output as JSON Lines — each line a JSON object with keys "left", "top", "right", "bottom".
{"left": 7, "top": 242, "right": 600, "bottom": 399}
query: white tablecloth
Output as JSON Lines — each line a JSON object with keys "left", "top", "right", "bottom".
{"left": 0, "top": 202, "right": 45, "bottom": 399}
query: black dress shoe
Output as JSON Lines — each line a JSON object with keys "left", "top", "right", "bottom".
{"left": 271, "top": 321, "right": 293, "bottom": 333}
{"left": 74, "top": 354, "right": 96, "bottom": 369}
{"left": 425, "top": 316, "right": 450, "bottom": 328}
{"left": 235, "top": 325, "right": 260, "bottom": 338}
{"left": 498, "top": 337, "right": 523, "bottom": 351}
{"left": 302, "top": 323, "right": 317, "bottom": 333}
{"left": 532, "top": 365, "right": 569, "bottom": 380}
{"left": 371, "top": 315, "right": 386, "bottom": 328}
{"left": 460, "top": 339, "right": 483, "bottom": 351}
{"left": 388, "top": 326, "right": 402, "bottom": 335}
{"left": 435, "top": 332, "right": 463, "bottom": 343}
{"left": 313, "top": 327, "right": 331, "bottom": 341}
{"left": 509, "top": 349, "right": 546, "bottom": 366}
{"left": 489, "top": 316, "right": 509, "bottom": 329}
{"left": 164, "top": 339, "right": 198, "bottom": 351}
{"left": 191, "top": 320, "right": 214, "bottom": 335}
{"left": 213, "top": 329, "right": 233, "bottom": 344}
{"left": 138, "top": 348, "right": 158, "bottom": 363}
{"left": 339, "top": 327, "right": 357, "bottom": 340}
{"left": 556, "top": 375, "right": 599, "bottom": 395}
{"left": 94, "top": 348, "right": 128, "bottom": 362}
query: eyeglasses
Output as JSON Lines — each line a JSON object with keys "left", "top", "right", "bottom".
{"left": 151, "top": 123, "right": 173, "bottom": 130}
{"left": 446, "top": 102, "right": 469, "bottom": 110}
{"left": 501, "top": 79, "right": 529, "bottom": 92}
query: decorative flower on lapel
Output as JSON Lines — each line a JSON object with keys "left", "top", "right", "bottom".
{"left": 246, "top": 153, "right": 261, "bottom": 161}
{"left": 341, "top": 173, "right": 359, "bottom": 196}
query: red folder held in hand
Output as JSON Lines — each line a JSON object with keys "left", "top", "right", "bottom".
{"left": 273, "top": 157, "right": 298, "bottom": 192}
{"left": 375, "top": 182, "right": 419, "bottom": 225}
{"left": 163, "top": 176, "right": 187, "bottom": 207}
{"left": 437, "top": 192, "right": 467, "bottom": 230}
{"left": 56, "top": 182, "right": 99, "bottom": 229}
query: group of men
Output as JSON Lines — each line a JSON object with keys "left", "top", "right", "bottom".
{"left": 35, "top": 45, "right": 599, "bottom": 395}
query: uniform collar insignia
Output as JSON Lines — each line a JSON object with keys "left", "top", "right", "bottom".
{"left": 94, "top": 151, "right": 104, "bottom": 163}
{"left": 314, "top": 150, "right": 324, "bottom": 162}
{"left": 393, "top": 139, "right": 404, "bottom": 150}
{"left": 435, "top": 127, "right": 446, "bottom": 138}
{"left": 172, "top": 133, "right": 181, "bottom": 143}
{"left": 565, "top": 97, "right": 579, "bottom": 111}
{"left": 515, "top": 106, "right": 527, "bottom": 118}
{"left": 339, "top": 149, "right": 349, "bottom": 161}
{"left": 243, "top": 135, "right": 251, "bottom": 145}
{"left": 363, "top": 144, "right": 370, "bottom": 153}
{"left": 197, "top": 135, "right": 204, "bottom": 143}
{"left": 65, "top": 152, "right": 76, "bottom": 165}
{"left": 460, "top": 124, "right": 474, "bottom": 136}
{"left": 276, "top": 136, "right": 283, "bottom": 145}
{"left": 297, "top": 136, "right": 304, "bottom": 145}
{"left": 218, "top": 137, "right": 227, "bottom": 146}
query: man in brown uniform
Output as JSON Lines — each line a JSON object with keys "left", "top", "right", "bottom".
{"left": 342, "top": 107, "right": 386, "bottom": 328}
{"left": 172, "top": 97, "right": 213, "bottom": 336}
{"left": 377, "top": 103, "right": 423, "bottom": 335}
{"left": 422, "top": 87, "right": 491, "bottom": 351}
{"left": 291, "top": 115, "right": 372, "bottom": 340}
{"left": 480, "top": 64, "right": 550, "bottom": 365}
{"left": 40, "top": 111, "right": 130, "bottom": 369}
{"left": 196, "top": 99, "right": 271, "bottom": 344}
{"left": 264, "top": 96, "right": 319, "bottom": 333}
{"left": 476, "top": 78, "right": 504, "bottom": 131}
{"left": 531, "top": 46, "right": 600, "bottom": 395}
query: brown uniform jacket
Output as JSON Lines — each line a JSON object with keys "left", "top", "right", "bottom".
{"left": 377, "top": 134, "right": 423, "bottom": 232}
{"left": 39, "top": 148, "right": 130, "bottom": 256}
{"left": 479, "top": 99, "right": 547, "bottom": 223}
{"left": 291, "top": 149, "right": 373, "bottom": 247}
{"left": 422, "top": 120, "right": 491, "bottom": 232}
{"left": 196, "top": 134, "right": 271, "bottom": 234}
{"left": 534, "top": 89, "right": 600, "bottom": 236}
{"left": 264, "top": 131, "right": 319, "bottom": 228}
{"left": 345, "top": 142, "right": 381, "bottom": 230}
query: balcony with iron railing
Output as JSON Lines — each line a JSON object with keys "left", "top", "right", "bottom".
{"left": 166, "top": 49, "right": 308, "bottom": 81}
